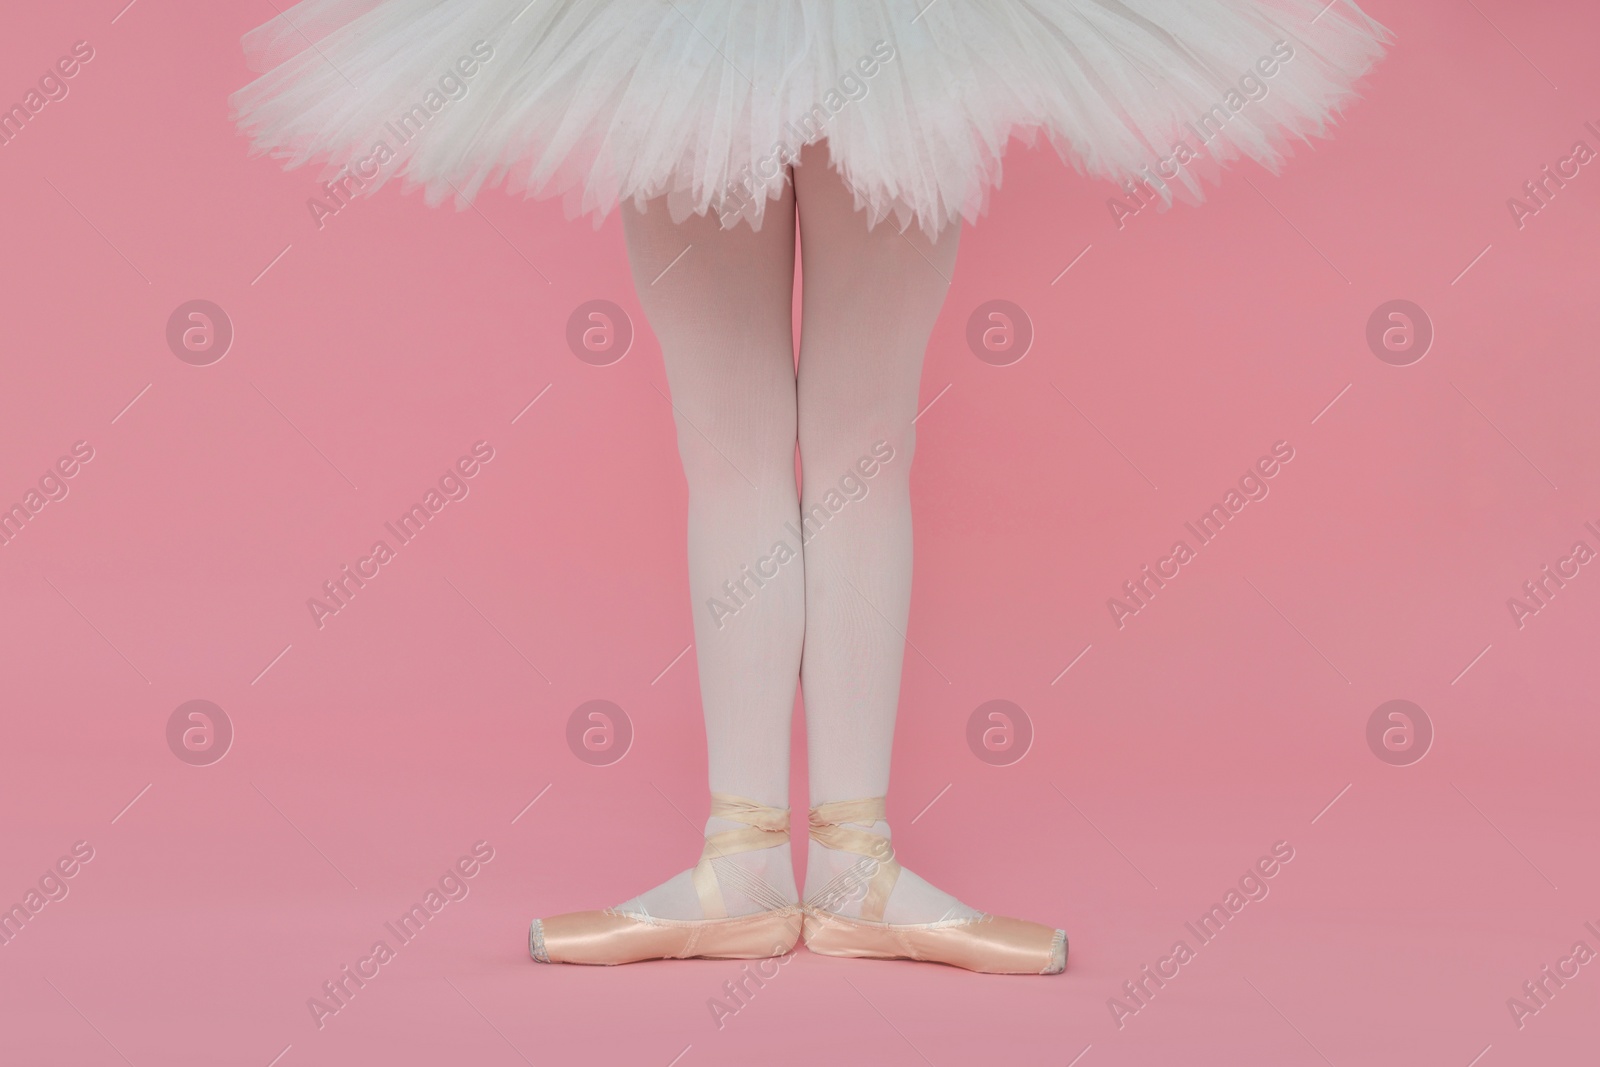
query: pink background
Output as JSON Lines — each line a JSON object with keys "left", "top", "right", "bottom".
{"left": 3, "top": 1, "right": 1598, "bottom": 1064}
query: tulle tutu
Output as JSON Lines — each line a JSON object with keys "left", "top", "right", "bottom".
{"left": 230, "top": 0, "right": 1390, "bottom": 238}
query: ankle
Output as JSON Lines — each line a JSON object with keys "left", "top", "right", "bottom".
{"left": 804, "top": 818, "right": 982, "bottom": 924}
{"left": 807, "top": 820, "right": 892, "bottom": 860}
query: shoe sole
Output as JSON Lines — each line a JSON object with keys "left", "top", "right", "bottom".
{"left": 531, "top": 906, "right": 803, "bottom": 965}
{"left": 803, "top": 909, "right": 1067, "bottom": 975}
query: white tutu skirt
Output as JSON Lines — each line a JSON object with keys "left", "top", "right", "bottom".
{"left": 230, "top": 0, "right": 1390, "bottom": 238}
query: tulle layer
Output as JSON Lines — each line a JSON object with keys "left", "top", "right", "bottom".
{"left": 230, "top": 0, "right": 1390, "bottom": 238}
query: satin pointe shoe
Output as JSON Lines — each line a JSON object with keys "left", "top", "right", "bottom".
{"left": 529, "top": 794, "right": 802, "bottom": 965}
{"left": 801, "top": 797, "right": 1067, "bottom": 975}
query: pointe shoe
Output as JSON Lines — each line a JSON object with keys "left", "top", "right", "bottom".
{"left": 801, "top": 797, "right": 1067, "bottom": 975}
{"left": 529, "top": 794, "right": 802, "bottom": 966}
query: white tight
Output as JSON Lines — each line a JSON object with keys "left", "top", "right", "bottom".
{"left": 615, "top": 143, "right": 971, "bottom": 923}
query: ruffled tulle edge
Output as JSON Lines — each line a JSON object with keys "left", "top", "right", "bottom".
{"left": 229, "top": 1, "right": 1393, "bottom": 240}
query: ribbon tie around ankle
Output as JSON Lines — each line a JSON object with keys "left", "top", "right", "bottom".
{"left": 692, "top": 794, "right": 791, "bottom": 919}
{"left": 808, "top": 797, "right": 901, "bottom": 923}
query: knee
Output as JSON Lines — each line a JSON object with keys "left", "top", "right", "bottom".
{"left": 797, "top": 406, "right": 916, "bottom": 482}
{"left": 674, "top": 398, "right": 798, "bottom": 493}
{"left": 802, "top": 437, "right": 907, "bottom": 520}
